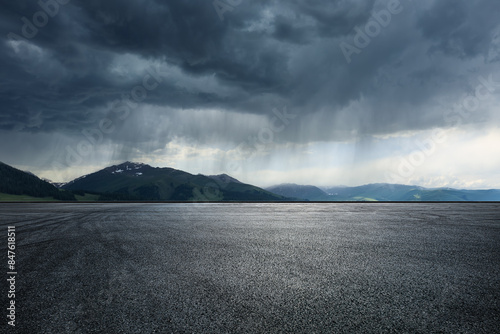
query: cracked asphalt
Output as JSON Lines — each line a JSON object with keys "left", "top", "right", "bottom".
{"left": 1, "top": 203, "right": 499, "bottom": 333}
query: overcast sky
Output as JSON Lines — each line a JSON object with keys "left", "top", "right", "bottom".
{"left": 1, "top": 0, "right": 499, "bottom": 188}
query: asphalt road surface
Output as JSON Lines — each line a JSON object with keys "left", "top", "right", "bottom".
{"left": 1, "top": 203, "right": 499, "bottom": 333}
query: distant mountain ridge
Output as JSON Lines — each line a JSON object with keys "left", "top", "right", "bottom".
{"left": 267, "top": 183, "right": 500, "bottom": 201}
{"left": 2, "top": 160, "right": 499, "bottom": 202}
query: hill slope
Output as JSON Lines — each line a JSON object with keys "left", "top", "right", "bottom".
{"left": 0, "top": 161, "right": 75, "bottom": 201}
{"left": 62, "top": 162, "right": 290, "bottom": 201}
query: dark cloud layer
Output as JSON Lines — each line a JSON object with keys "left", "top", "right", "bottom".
{"left": 1, "top": 0, "right": 499, "bottom": 173}
{"left": 417, "top": 0, "right": 499, "bottom": 58}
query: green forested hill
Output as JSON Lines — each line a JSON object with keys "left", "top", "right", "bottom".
{"left": 62, "top": 162, "right": 289, "bottom": 201}
{"left": 0, "top": 162, "right": 75, "bottom": 201}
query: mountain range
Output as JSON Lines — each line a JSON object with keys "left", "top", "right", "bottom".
{"left": 1, "top": 161, "right": 499, "bottom": 201}
{"left": 60, "top": 162, "right": 289, "bottom": 201}
{"left": 265, "top": 183, "right": 500, "bottom": 202}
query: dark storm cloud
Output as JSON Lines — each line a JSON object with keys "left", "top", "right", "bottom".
{"left": 417, "top": 0, "right": 500, "bottom": 59}
{"left": 0, "top": 0, "right": 290, "bottom": 130}
{"left": 0, "top": 0, "right": 499, "bottom": 156}
{"left": 288, "top": 0, "right": 376, "bottom": 37}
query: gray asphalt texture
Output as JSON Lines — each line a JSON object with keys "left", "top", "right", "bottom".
{"left": 1, "top": 203, "right": 499, "bottom": 333}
